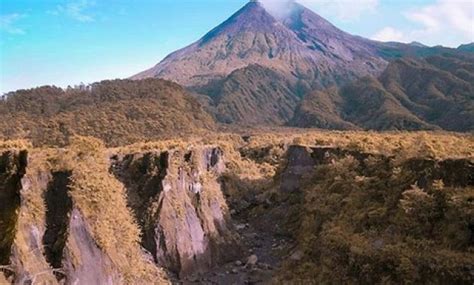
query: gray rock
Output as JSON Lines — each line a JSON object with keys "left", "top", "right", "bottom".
{"left": 290, "top": 250, "right": 304, "bottom": 261}
{"left": 246, "top": 254, "right": 258, "bottom": 267}
{"left": 259, "top": 263, "right": 272, "bottom": 270}
{"left": 235, "top": 224, "right": 246, "bottom": 230}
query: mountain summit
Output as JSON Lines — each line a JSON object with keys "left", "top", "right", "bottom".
{"left": 132, "top": 1, "right": 472, "bottom": 127}
{"left": 133, "top": 1, "right": 387, "bottom": 89}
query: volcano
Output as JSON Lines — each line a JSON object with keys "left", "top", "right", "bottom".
{"left": 133, "top": 1, "right": 472, "bottom": 127}
{"left": 133, "top": 1, "right": 387, "bottom": 89}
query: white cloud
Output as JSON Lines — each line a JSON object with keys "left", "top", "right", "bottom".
{"left": 260, "top": 0, "right": 379, "bottom": 21}
{"left": 50, "top": 0, "right": 95, "bottom": 22}
{"left": 0, "top": 13, "right": 26, "bottom": 35}
{"left": 372, "top": 27, "right": 405, "bottom": 42}
{"left": 405, "top": 0, "right": 474, "bottom": 46}
{"left": 372, "top": 0, "right": 474, "bottom": 47}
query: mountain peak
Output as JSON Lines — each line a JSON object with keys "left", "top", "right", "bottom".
{"left": 133, "top": 0, "right": 388, "bottom": 89}
{"left": 199, "top": 0, "right": 277, "bottom": 44}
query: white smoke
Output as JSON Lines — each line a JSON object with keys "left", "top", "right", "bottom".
{"left": 258, "top": 0, "right": 296, "bottom": 19}
{"left": 259, "top": 0, "right": 379, "bottom": 21}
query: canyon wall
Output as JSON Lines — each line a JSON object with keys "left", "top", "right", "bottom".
{"left": 0, "top": 141, "right": 242, "bottom": 284}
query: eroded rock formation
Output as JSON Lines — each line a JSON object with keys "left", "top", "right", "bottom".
{"left": 279, "top": 145, "right": 473, "bottom": 193}
{"left": 1, "top": 137, "right": 473, "bottom": 284}
{"left": 111, "top": 146, "right": 240, "bottom": 277}
{"left": 0, "top": 146, "right": 164, "bottom": 285}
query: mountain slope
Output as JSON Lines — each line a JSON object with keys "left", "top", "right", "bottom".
{"left": 194, "top": 64, "right": 300, "bottom": 125}
{"left": 291, "top": 54, "right": 474, "bottom": 131}
{"left": 133, "top": 1, "right": 388, "bottom": 90}
{"left": 133, "top": 1, "right": 471, "bottom": 126}
{"left": 0, "top": 79, "right": 215, "bottom": 146}
{"left": 132, "top": 1, "right": 391, "bottom": 125}
{"left": 458, "top": 43, "right": 474, "bottom": 52}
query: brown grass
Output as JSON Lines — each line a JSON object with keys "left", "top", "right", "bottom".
{"left": 1, "top": 130, "right": 472, "bottom": 283}
{"left": 63, "top": 137, "right": 168, "bottom": 283}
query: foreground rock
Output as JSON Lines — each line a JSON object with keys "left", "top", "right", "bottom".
{"left": 0, "top": 140, "right": 167, "bottom": 284}
{"left": 111, "top": 146, "right": 241, "bottom": 278}
{"left": 1, "top": 135, "right": 473, "bottom": 284}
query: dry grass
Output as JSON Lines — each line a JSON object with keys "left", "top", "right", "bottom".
{"left": 0, "top": 140, "right": 32, "bottom": 151}
{"left": 63, "top": 137, "right": 168, "bottom": 283}
{"left": 1, "top": 130, "right": 472, "bottom": 283}
{"left": 238, "top": 130, "right": 474, "bottom": 159}
{"left": 276, "top": 153, "right": 474, "bottom": 283}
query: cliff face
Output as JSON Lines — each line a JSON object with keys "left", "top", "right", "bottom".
{"left": 0, "top": 150, "right": 27, "bottom": 266}
{"left": 111, "top": 146, "right": 241, "bottom": 277}
{"left": 0, "top": 141, "right": 242, "bottom": 284}
{"left": 0, "top": 142, "right": 168, "bottom": 284}
{"left": 0, "top": 150, "right": 151, "bottom": 284}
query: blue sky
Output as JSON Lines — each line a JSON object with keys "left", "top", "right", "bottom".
{"left": 1, "top": 0, "right": 473, "bottom": 93}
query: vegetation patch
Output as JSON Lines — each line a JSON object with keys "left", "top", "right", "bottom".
{"left": 61, "top": 137, "right": 167, "bottom": 283}
{"left": 278, "top": 155, "right": 474, "bottom": 283}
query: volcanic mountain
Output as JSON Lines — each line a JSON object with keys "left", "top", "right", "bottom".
{"left": 134, "top": 1, "right": 388, "bottom": 89}
{"left": 133, "top": 1, "right": 467, "bottom": 126}
{"left": 132, "top": 1, "right": 390, "bottom": 124}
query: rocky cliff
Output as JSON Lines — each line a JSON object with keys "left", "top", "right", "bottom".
{"left": 0, "top": 132, "right": 473, "bottom": 284}
{"left": 0, "top": 138, "right": 243, "bottom": 284}
{"left": 111, "top": 146, "right": 241, "bottom": 277}
{"left": 0, "top": 144, "right": 166, "bottom": 284}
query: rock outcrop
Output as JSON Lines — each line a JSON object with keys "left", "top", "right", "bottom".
{"left": 279, "top": 145, "right": 474, "bottom": 193}
{"left": 0, "top": 144, "right": 167, "bottom": 285}
{"left": 1, "top": 143, "right": 242, "bottom": 283}
{"left": 111, "top": 146, "right": 241, "bottom": 277}
{"left": 1, "top": 134, "right": 473, "bottom": 284}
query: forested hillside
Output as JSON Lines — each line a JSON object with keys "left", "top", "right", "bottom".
{"left": 0, "top": 79, "right": 215, "bottom": 146}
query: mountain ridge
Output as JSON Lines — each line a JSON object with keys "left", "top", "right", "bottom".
{"left": 0, "top": 79, "right": 215, "bottom": 146}
{"left": 291, "top": 54, "right": 474, "bottom": 131}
